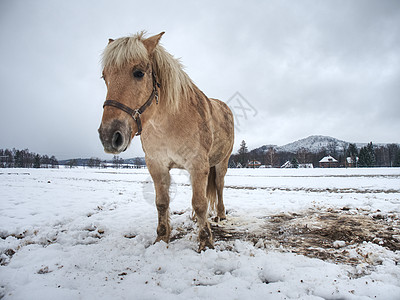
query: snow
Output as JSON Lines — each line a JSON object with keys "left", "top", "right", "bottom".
{"left": 1, "top": 167, "right": 400, "bottom": 299}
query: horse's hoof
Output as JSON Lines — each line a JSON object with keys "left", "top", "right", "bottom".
{"left": 198, "top": 224, "right": 213, "bottom": 252}
{"left": 154, "top": 235, "right": 169, "bottom": 244}
{"left": 198, "top": 240, "right": 214, "bottom": 252}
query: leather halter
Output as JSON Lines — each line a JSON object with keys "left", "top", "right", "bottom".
{"left": 103, "top": 72, "right": 160, "bottom": 136}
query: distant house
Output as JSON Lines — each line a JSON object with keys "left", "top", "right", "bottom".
{"left": 281, "top": 161, "right": 293, "bottom": 168}
{"left": 247, "top": 160, "right": 261, "bottom": 168}
{"left": 281, "top": 161, "right": 313, "bottom": 168}
{"left": 319, "top": 155, "right": 338, "bottom": 168}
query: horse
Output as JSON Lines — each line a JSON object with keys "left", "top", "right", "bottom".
{"left": 98, "top": 31, "right": 234, "bottom": 251}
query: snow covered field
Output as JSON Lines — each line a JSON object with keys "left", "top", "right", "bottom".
{"left": 1, "top": 167, "right": 399, "bottom": 300}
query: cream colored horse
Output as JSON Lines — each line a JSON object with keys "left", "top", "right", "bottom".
{"left": 98, "top": 32, "right": 234, "bottom": 251}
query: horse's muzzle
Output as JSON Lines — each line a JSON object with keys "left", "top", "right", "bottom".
{"left": 98, "top": 120, "right": 131, "bottom": 154}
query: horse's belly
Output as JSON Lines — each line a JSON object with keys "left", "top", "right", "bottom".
{"left": 209, "top": 139, "right": 232, "bottom": 166}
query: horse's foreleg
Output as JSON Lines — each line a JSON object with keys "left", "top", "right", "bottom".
{"left": 191, "top": 168, "right": 214, "bottom": 252}
{"left": 148, "top": 164, "right": 171, "bottom": 244}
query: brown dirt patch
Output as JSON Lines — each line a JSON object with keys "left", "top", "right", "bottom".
{"left": 205, "top": 208, "right": 400, "bottom": 265}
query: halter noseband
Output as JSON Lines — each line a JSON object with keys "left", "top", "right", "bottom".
{"left": 103, "top": 72, "right": 160, "bottom": 136}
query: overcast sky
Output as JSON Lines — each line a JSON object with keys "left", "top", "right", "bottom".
{"left": 1, "top": 0, "right": 399, "bottom": 160}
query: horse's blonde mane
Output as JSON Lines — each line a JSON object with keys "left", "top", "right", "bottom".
{"left": 101, "top": 32, "right": 194, "bottom": 111}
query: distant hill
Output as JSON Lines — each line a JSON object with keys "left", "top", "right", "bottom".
{"left": 254, "top": 135, "right": 392, "bottom": 154}
{"left": 277, "top": 135, "right": 349, "bottom": 153}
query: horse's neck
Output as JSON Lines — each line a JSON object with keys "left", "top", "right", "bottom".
{"left": 145, "top": 86, "right": 203, "bottom": 134}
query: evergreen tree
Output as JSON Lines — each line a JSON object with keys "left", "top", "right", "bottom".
{"left": 367, "top": 142, "right": 375, "bottom": 166}
{"left": 358, "top": 142, "right": 375, "bottom": 167}
{"left": 238, "top": 140, "right": 248, "bottom": 155}
{"left": 358, "top": 147, "right": 368, "bottom": 167}
{"left": 291, "top": 157, "right": 299, "bottom": 168}
{"left": 237, "top": 140, "right": 249, "bottom": 166}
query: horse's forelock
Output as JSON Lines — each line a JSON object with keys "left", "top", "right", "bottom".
{"left": 101, "top": 32, "right": 149, "bottom": 69}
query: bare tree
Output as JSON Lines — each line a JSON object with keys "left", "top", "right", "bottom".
{"left": 265, "top": 147, "right": 278, "bottom": 167}
{"left": 296, "top": 147, "right": 308, "bottom": 164}
{"left": 327, "top": 141, "right": 338, "bottom": 157}
{"left": 113, "top": 155, "right": 123, "bottom": 168}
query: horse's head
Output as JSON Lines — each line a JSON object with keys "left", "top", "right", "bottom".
{"left": 98, "top": 32, "right": 164, "bottom": 154}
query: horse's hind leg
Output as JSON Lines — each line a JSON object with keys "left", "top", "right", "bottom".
{"left": 214, "top": 156, "right": 229, "bottom": 222}
{"left": 191, "top": 167, "right": 214, "bottom": 252}
{"left": 147, "top": 161, "right": 171, "bottom": 244}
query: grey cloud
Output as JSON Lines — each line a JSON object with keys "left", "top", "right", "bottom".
{"left": 0, "top": 0, "right": 399, "bottom": 159}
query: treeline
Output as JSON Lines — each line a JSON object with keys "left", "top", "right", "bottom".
{"left": 0, "top": 148, "right": 59, "bottom": 168}
{"left": 62, "top": 158, "right": 104, "bottom": 168}
{"left": 65, "top": 156, "right": 126, "bottom": 168}
{"left": 62, "top": 156, "right": 146, "bottom": 168}
{"left": 230, "top": 141, "right": 400, "bottom": 168}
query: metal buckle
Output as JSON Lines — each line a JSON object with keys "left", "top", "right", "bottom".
{"left": 132, "top": 109, "right": 141, "bottom": 120}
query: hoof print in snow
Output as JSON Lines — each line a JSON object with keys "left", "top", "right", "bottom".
{"left": 124, "top": 233, "right": 137, "bottom": 239}
{"left": 37, "top": 266, "right": 51, "bottom": 274}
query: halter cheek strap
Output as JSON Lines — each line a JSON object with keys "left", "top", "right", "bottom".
{"left": 103, "top": 72, "right": 160, "bottom": 136}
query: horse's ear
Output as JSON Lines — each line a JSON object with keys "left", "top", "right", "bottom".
{"left": 143, "top": 32, "right": 165, "bottom": 54}
{"left": 108, "top": 39, "right": 114, "bottom": 45}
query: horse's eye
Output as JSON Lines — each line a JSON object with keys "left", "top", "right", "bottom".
{"left": 133, "top": 70, "right": 144, "bottom": 79}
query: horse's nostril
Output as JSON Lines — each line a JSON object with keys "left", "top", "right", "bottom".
{"left": 112, "top": 131, "right": 124, "bottom": 149}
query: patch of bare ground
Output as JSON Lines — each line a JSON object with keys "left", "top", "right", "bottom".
{"left": 259, "top": 208, "right": 400, "bottom": 265}
{"left": 170, "top": 208, "right": 400, "bottom": 266}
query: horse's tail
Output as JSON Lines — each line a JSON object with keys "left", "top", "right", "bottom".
{"left": 206, "top": 166, "right": 217, "bottom": 214}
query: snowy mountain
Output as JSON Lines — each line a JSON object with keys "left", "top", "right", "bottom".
{"left": 277, "top": 135, "right": 349, "bottom": 153}
{"left": 255, "top": 135, "right": 350, "bottom": 154}
{"left": 253, "top": 135, "right": 396, "bottom": 155}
